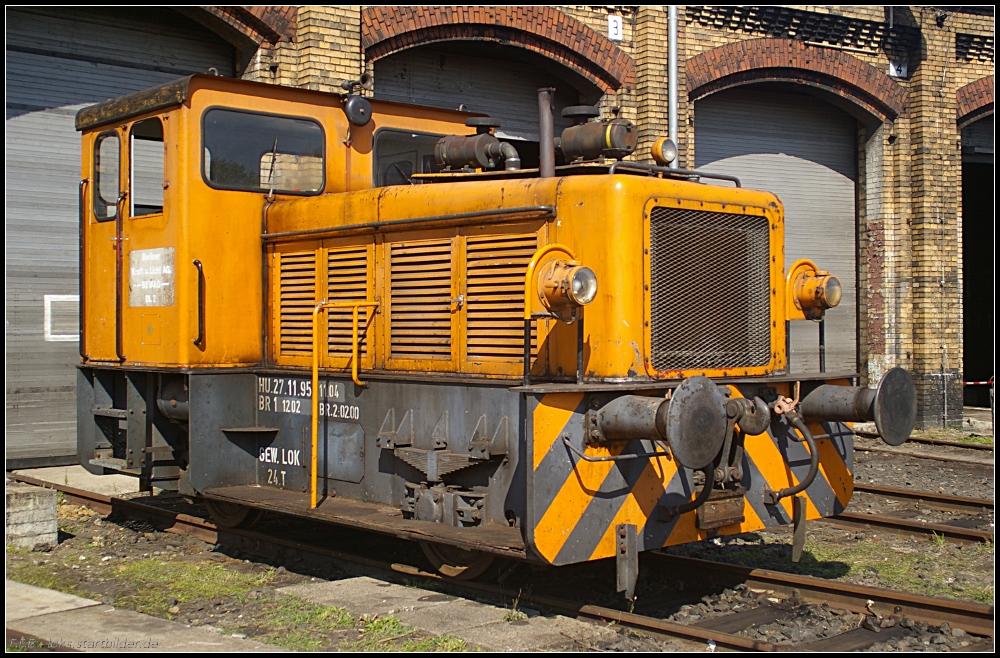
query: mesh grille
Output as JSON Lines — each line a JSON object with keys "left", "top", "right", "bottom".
{"left": 650, "top": 207, "right": 771, "bottom": 371}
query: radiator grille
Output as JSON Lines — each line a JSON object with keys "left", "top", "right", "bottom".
{"left": 278, "top": 250, "right": 317, "bottom": 355}
{"left": 649, "top": 207, "right": 771, "bottom": 370}
{"left": 327, "top": 245, "right": 370, "bottom": 355}
{"left": 389, "top": 238, "right": 453, "bottom": 359}
{"left": 465, "top": 233, "right": 538, "bottom": 359}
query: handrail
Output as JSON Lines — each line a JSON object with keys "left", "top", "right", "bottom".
{"left": 263, "top": 206, "right": 555, "bottom": 242}
{"left": 114, "top": 191, "right": 127, "bottom": 362}
{"left": 522, "top": 244, "right": 576, "bottom": 386}
{"left": 192, "top": 260, "right": 205, "bottom": 349}
{"left": 78, "top": 178, "right": 89, "bottom": 361}
{"left": 608, "top": 161, "right": 742, "bottom": 187}
{"left": 562, "top": 437, "right": 673, "bottom": 463}
{"left": 310, "top": 299, "right": 378, "bottom": 509}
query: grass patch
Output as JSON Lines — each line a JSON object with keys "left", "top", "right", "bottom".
{"left": 112, "top": 559, "right": 275, "bottom": 616}
{"left": 952, "top": 434, "right": 994, "bottom": 445}
{"left": 228, "top": 596, "right": 471, "bottom": 652}
{"left": 242, "top": 595, "right": 354, "bottom": 651}
{"left": 352, "top": 615, "right": 469, "bottom": 652}
{"left": 402, "top": 576, "right": 441, "bottom": 591}
{"left": 804, "top": 539, "right": 993, "bottom": 603}
{"left": 6, "top": 558, "right": 95, "bottom": 599}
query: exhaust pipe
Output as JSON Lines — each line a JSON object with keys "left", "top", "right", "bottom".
{"left": 538, "top": 87, "right": 555, "bottom": 178}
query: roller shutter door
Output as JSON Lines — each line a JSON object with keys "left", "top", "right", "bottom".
{"left": 695, "top": 88, "right": 858, "bottom": 374}
{"left": 373, "top": 47, "right": 579, "bottom": 141}
{"left": 5, "top": 7, "right": 235, "bottom": 467}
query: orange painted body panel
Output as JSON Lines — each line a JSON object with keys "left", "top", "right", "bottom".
{"left": 80, "top": 76, "right": 476, "bottom": 370}
{"left": 81, "top": 75, "right": 790, "bottom": 381}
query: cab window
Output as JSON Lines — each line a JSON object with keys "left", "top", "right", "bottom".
{"left": 202, "top": 108, "right": 324, "bottom": 194}
{"left": 130, "top": 118, "right": 164, "bottom": 216}
{"left": 373, "top": 130, "right": 442, "bottom": 187}
{"left": 94, "top": 132, "right": 120, "bottom": 221}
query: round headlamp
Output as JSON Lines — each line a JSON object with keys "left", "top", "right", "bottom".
{"left": 820, "top": 276, "right": 842, "bottom": 308}
{"left": 538, "top": 259, "right": 599, "bottom": 323}
{"left": 568, "top": 266, "right": 598, "bottom": 306}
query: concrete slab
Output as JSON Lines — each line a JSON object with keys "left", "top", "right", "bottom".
{"left": 5, "top": 482, "right": 58, "bottom": 548}
{"left": 280, "top": 576, "right": 619, "bottom": 651}
{"left": 12, "top": 466, "right": 138, "bottom": 497}
{"left": 5, "top": 581, "right": 101, "bottom": 623}
{"left": 6, "top": 601, "right": 283, "bottom": 652}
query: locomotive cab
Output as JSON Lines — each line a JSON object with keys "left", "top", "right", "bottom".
{"left": 76, "top": 76, "right": 916, "bottom": 594}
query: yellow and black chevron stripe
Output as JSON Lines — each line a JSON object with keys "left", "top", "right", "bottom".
{"left": 524, "top": 382, "right": 855, "bottom": 566}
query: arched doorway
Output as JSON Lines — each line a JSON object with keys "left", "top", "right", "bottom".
{"left": 373, "top": 41, "right": 605, "bottom": 169}
{"left": 960, "top": 114, "right": 994, "bottom": 407}
{"left": 695, "top": 86, "right": 860, "bottom": 374}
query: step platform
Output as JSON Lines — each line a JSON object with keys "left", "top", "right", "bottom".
{"left": 202, "top": 485, "right": 526, "bottom": 559}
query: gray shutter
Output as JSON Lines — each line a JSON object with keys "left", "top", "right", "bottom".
{"left": 5, "top": 7, "right": 234, "bottom": 467}
{"left": 373, "top": 48, "right": 578, "bottom": 140}
{"left": 694, "top": 88, "right": 858, "bottom": 374}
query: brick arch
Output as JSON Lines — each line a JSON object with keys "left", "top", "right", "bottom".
{"left": 200, "top": 6, "right": 297, "bottom": 45}
{"left": 362, "top": 6, "right": 635, "bottom": 93}
{"left": 957, "top": 76, "right": 994, "bottom": 129}
{"left": 687, "top": 38, "right": 907, "bottom": 122}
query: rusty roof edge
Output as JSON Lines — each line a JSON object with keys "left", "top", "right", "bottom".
{"left": 75, "top": 76, "right": 196, "bottom": 132}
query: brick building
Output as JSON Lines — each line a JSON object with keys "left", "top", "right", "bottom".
{"left": 5, "top": 6, "right": 994, "bottom": 464}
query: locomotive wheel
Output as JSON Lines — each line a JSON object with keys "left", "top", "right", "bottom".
{"left": 419, "top": 542, "right": 494, "bottom": 580}
{"left": 204, "top": 499, "right": 265, "bottom": 530}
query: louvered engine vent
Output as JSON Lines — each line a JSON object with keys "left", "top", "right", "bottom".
{"left": 649, "top": 207, "right": 771, "bottom": 371}
{"left": 389, "top": 239, "right": 453, "bottom": 359}
{"left": 465, "top": 233, "right": 538, "bottom": 359}
{"left": 327, "top": 245, "right": 370, "bottom": 355}
{"left": 277, "top": 250, "right": 316, "bottom": 355}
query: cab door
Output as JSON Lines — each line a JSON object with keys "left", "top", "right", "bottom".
{"left": 120, "top": 116, "right": 178, "bottom": 365}
{"left": 82, "top": 128, "right": 123, "bottom": 362}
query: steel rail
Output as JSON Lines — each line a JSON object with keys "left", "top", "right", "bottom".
{"left": 10, "top": 473, "right": 218, "bottom": 544}
{"left": 822, "top": 511, "right": 993, "bottom": 545}
{"left": 855, "top": 430, "right": 994, "bottom": 451}
{"left": 9, "top": 473, "right": 772, "bottom": 651}
{"left": 650, "top": 553, "right": 994, "bottom": 638}
{"left": 852, "top": 483, "right": 994, "bottom": 513}
{"left": 855, "top": 444, "right": 994, "bottom": 466}
{"left": 11, "top": 473, "right": 994, "bottom": 645}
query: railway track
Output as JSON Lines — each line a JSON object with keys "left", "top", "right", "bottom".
{"left": 822, "top": 484, "right": 994, "bottom": 545}
{"left": 9, "top": 473, "right": 994, "bottom": 651}
{"left": 854, "top": 430, "right": 994, "bottom": 467}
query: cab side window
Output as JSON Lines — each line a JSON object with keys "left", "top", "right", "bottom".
{"left": 94, "top": 132, "right": 120, "bottom": 221}
{"left": 130, "top": 118, "right": 164, "bottom": 217}
{"left": 373, "top": 130, "right": 442, "bottom": 187}
{"left": 202, "top": 109, "right": 325, "bottom": 195}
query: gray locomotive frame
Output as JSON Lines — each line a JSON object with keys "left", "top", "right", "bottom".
{"left": 78, "top": 368, "right": 528, "bottom": 530}
{"left": 78, "top": 366, "right": 858, "bottom": 570}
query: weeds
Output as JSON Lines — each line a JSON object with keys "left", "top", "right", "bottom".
{"left": 502, "top": 588, "right": 528, "bottom": 622}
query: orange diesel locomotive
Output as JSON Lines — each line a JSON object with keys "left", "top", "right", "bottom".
{"left": 76, "top": 75, "right": 916, "bottom": 596}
